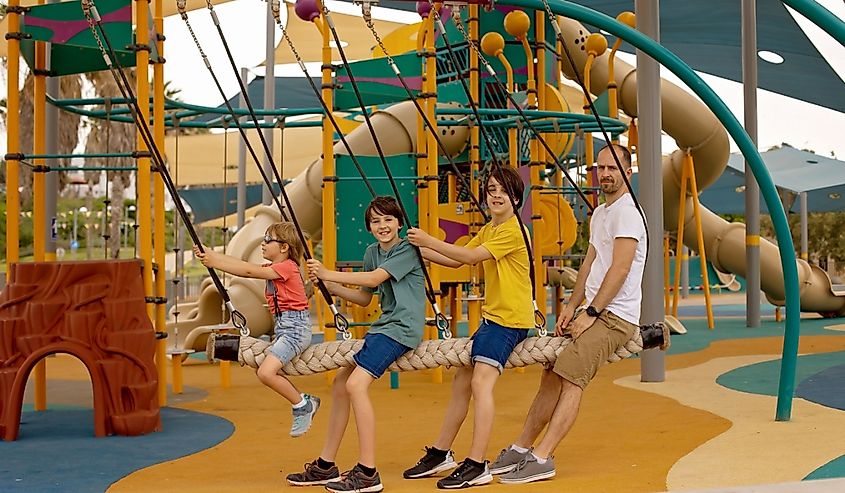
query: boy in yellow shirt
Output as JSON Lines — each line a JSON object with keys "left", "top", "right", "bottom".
{"left": 405, "top": 166, "right": 534, "bottom": 489}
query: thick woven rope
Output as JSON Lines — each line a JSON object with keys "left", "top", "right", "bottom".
{"left": 210, "top": 331, "right": 645, "bottom": 376}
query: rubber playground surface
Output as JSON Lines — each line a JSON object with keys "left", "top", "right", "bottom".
{"left": 4, "top": 297, "right": 845, "bottom": 493}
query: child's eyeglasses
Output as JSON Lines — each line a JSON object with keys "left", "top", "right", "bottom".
{"left": 263, "top": 234, "right": 284, "bottom": 244}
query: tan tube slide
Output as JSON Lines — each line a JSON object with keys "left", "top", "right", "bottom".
{"left": 167, "top": 101, "right": 469, "bottom": 351}
{"left": 559, "top": 18, "right": 845, "bottom": 316}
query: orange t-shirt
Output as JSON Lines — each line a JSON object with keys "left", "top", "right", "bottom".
{"left": 265, "top": 259, "right": 309, "bottom": 313}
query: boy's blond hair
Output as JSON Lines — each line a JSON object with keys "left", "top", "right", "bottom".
{"left": 265, "top": 222, "right": 306, "bottom": 265}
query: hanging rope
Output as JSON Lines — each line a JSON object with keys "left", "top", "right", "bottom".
{"left": 440, "top": 6, "right": 595, "bottom": 213}
{"left": 175, "top": 0, "right": 291, "bottom": 222}
{"left": 314, "top": 3, "right": 468, "bottom": 339}
{"left": 267, "top": 1, "right": 379, "bottom": 199}
{"left": 175, "top": 0, "right": 351, "bottom": 339}
{"left": 207, "top": 328, "right": 663, "bottom": 377}
{"left": 536, "top": 0, "right": 649, "bottom": 254}
{"left": 425, "top": 5, "right": 548, "bottom": 335}
{"left": 357, "top": 2, "right": 488, "bottom": 223}
{"left": 80, "top": 0, "right": 251, "bottom": 336}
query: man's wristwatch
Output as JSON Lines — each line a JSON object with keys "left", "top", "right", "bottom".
{"left": 585, "top": 305, "right": 603, "bottom": 318}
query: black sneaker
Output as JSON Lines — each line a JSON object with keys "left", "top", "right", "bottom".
{"left": 436, "top": 460, "right": 493, "bottom": 489}
{"left": 285, "top": 459, "right": 340, "bottom": 486}
{"left": 325, "top": 464, "right": 383, "bottom": 493}
{"left": 403, "top": 446, "right": 458, "bottom": 479}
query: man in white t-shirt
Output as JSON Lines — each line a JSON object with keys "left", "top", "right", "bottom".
{"left": 491, "top": 144, "right": 647, "bottom": 484}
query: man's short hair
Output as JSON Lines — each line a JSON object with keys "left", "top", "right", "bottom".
{"left": 598, "top": 144, "right": 632, "bottom": 170}
{"left": 364, "top": 196, "right": 405, "bottom": 231}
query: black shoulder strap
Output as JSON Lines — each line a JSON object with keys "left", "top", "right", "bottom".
{"left": 266, "top": 277, "right": 282, "bottom": 317}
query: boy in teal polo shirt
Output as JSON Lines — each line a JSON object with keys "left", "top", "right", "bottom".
{"left": 286, "top": 196, "right": 425, "bottom": 493}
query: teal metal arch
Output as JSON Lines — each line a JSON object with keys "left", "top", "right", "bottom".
{"left": 505, "top": 0, "right": 802, "bottom": 420}
{"left": 783, "top": 0, "right": 845, "bottom": 46}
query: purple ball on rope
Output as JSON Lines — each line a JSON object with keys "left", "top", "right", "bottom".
{"left": 416, "top": 1, "right": 432, "bottom": 18}
{"left": 294, "top": 0, "right": 320, "bottom": 22}
{"left": 416, "top": 2, "right": 451, "bottom": 20}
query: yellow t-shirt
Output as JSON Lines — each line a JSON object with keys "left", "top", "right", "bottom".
{"left": 466, "top": 215, "right": 534, "bottom": 329}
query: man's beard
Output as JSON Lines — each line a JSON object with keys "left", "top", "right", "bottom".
{"left": 601, "top": 180, "right": 621, "bottom": 194}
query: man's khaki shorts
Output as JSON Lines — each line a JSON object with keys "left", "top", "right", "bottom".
{"left": 552, "top": 310, "right": 638, "bottom": 389}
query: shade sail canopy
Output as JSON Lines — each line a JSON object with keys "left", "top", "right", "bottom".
{"left": 162, "top": 124, "right": 322, "bottom": 186}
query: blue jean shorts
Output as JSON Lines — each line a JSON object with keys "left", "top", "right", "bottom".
{"left": 268, "top": 310, "right": 312, "bottom": 364}
{"left": 470, "top": 319, "right": 529, "bottom": 374}
{"left": 353, "top": 333, "right": 412, "bottom": 379}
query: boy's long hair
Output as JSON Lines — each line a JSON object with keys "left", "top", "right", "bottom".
{"left": 482, "top": 165, "right": 525, "bottom": 210}
{"left": 364, "top": 196, "right": 404, "bottom": 231}
{"left": 265, "top": 222, "right": 306, "bottom": 265}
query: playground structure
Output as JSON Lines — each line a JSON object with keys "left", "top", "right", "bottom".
{"left": 164, "top": 0, "right": 845, "bottom": 355}
{"left": 0, "top": 260, "right": 160, "bottom": 441}
{"left": 5, "top": 0, "right": 845, "bottom": 424}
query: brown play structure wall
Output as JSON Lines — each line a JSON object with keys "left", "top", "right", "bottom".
{"left": 0, "top": 260, "right": 160, "bottom": 441}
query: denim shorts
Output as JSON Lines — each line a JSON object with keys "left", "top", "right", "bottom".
{"left": 353, "top": 333, "right": 412, "bottom": 379}
{"left": 470, "top": 319, "right": 529, "bottom": 374}
{"left": 268, "top": 310, "right": 312, "bottom": 364}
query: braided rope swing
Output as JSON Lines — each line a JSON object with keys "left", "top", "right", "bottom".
{"left": 207, "top": 325, "right": 667, "bottom": 377}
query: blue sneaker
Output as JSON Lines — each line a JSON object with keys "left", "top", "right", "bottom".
{"left": 290, "top": 394, "right": 320, "bottom": 437}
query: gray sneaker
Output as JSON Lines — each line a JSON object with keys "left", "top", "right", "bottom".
{"left": 489, "top": 447, "right": 531, "bottom": 475}
{"left": 499, "top": 455, "right": 555, "bottom": 484}
{"left": 290, "top": 394, "right": 320, "bottom": 437}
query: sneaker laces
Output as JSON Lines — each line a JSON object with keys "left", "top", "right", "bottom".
{"left": 418, "top": 446, "right": 444, "bottom": 465}
{"left": 511, "top": 457, "right": 532, "bottom": 473}
{"left": 339, "top": 466, "right": 368, "bottom": 488}
{"left": 448, "top": 461, "right": 475, "bottom": 478}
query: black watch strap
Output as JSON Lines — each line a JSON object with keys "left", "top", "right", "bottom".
{"left": 586, "top": 305, "right": 603, "bottom": 317}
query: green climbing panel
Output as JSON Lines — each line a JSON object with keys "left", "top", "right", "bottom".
{"left": 20, "top": 0, "right": 136, "bottom": 76}
{"left": 335, "top": 153, "right": 419, "bottom": 263}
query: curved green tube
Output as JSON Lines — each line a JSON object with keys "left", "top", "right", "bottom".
{"left": 783, "top": 0, "right": 845, "bottom": 45}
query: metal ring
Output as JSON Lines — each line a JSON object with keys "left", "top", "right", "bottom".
{"left": 334, "top": 313, "right": 352, "bottom": 341}
{"left": 534, "top": 309, "right": 548, "bottom": 337}
{"left": 230, "top": 310, "right": 250, "bottom": 337}
{"left": 435, "top": 312, "right": 452, "bottom": 339}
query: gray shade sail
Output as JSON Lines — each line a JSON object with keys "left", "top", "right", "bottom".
{"left": 630, "top": 147, "right": 845, "bottom": 214}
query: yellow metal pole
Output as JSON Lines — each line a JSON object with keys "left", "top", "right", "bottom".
{"left": 686, "top": 152, "right": 715, "bottom": 329}
{"left": 554, "top": 19, "right": 566, "bottom": 320}
{"left": 313, "top": 8, "right": 337, "bottom": 386}
{"left": 171, "top": 355, "right": 184, "bottom": 394}
{"left": 313, "top": 9, "right": 337, "bottom": 350}
{"left": 499, "top": 54, "right": 517, "bottom": 168}
{"left": 467, "top": 4, "right": 482, "bottom": 331}
{"left": 583, "top": 53, "right": 596, "bottom": 208}
{"left": 607, "top": 38, "right": 621, "bottom": 125}
{"left": 6, "top": 0, "right": 21, "bottom": 278}
{"left": 136, "top": 0, "right": 154, "bottom": 330}
{"left": 33, "top": 18, "right": 48, "bottom": 411}
{"left": 425, "top": 7, "right": 442, "bottom": 384}
{"left": 671, "top": 155, "right": 688, "bottom": 318}
{"left": 154, "top": 0, "right": 168, "bottom": 406}
{"left": 533, "top": 9, "right": 547, "bottom": 334}
{"left": 608, "top": 12, "right": 635, "bottom": 141}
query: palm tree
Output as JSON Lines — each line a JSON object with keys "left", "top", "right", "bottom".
{"left": 84, "top": 70, "right": 137, "bottom": 258}
{"left": 12, "top": 73, "right": 82, "bottom": 206}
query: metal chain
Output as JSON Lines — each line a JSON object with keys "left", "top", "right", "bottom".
{"left": 269, "top": 0, "right": 311, "bottom": 73}
{"left": 81, "top": 0, "right": 112, "bottom": 69}
{"left": 176, "top": 1, "right": 211, "bottom": 62}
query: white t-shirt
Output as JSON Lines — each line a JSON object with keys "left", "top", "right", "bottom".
{"left": 584, "top": 193, "right": 647, "bottom": 325}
